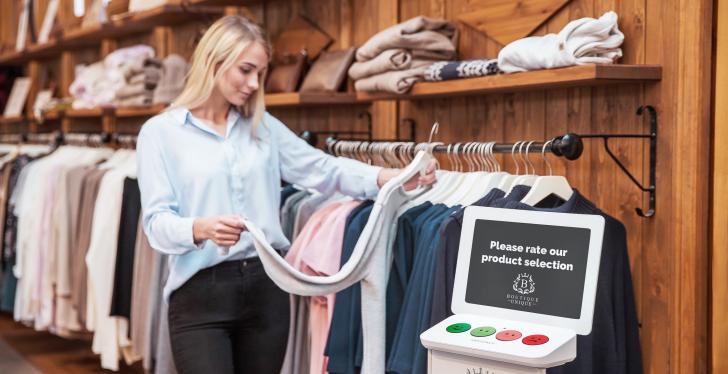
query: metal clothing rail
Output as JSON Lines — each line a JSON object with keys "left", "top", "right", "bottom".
{"left": 323, "top": 105, "right": 657, "bottom": 218}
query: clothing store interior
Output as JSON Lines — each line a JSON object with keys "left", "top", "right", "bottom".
{"left": 0, "top": 0, "right": 725, "bottom": 373}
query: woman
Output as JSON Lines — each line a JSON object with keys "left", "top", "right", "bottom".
{"left": 136, "top": 15, "right": 437, "bottom": 374}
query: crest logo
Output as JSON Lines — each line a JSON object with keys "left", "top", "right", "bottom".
{"left": 513, "top": 273, "right": 535, "bottom": 295}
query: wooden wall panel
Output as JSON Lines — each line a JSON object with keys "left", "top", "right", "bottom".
{"left": 712, "top": 0, "right": 728, "bottom": 371}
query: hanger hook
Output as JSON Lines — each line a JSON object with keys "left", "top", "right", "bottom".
{"left": 428, "top": 122, "right": 440, "bottom": 145}
{"left": 511, "top": 141, "right": 521, "bottom": 175}
{"left": 490, "top": 142, "right": 499, "bottom": 172}
{"left": 541, "top": 139, "right": 553, "bottom": 176}
{"left": 525, "top": 141, "right": 536, "bottom": 175}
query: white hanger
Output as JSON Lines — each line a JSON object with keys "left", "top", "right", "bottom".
{"left": 497, "top": 140, "right": 522, "bottom": 191}
{"left": 508, "top": 140, "right": 538, "bottom": 192}
{"left": 444, "top": 142, "right": 484, "bottom": 206}
{"left": 521, "top": 140, "right": 573, "bottom": 206}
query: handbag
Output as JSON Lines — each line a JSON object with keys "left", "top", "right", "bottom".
{"left": 265, "top": 49, "right": 308, "bottom": 93}
{"left": 300, "top": 48, "right": 355, "bottom": 92}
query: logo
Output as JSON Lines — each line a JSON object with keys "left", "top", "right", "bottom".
{"left": 512, "top": 273, "right": 535, "bottom": 295}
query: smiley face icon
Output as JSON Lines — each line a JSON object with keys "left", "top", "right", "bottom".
{"left": 446, "top": 323, "right": 471, "bottom": 333}
{"left": 495, "top": 330, "right": 522, "bottom": 341}
{"left": 470, "top": 326, "right": 496, "bottom": 337}
{"left": 522, "top": 334, "right": 550, "bottom": 345}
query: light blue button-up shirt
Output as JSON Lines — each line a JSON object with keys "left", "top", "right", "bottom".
{"left": 136, "top": 107, "right": 382, "bottom": 300}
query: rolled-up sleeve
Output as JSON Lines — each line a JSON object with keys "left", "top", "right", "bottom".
{"left": 137, "top": 129, "right": 200, "bottom": 255}
{"left": 270, "top": 114, "right": 382, "bottom": 199}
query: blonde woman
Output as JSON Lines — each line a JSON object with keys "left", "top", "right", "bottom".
{"left": 136, "top": 15, "right": 436, "bottom": 374}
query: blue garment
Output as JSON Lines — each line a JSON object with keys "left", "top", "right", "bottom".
{"left": 429, "top": 188, "right": 506, "bottom": 327}
{"left": 325, "top": 201, "right": 374, "bottom": 374}
{"left": 387, "top": 205, "right": 460, "bottom": 374}
{"left": 136, "top": 107, "right": 382, "bottom": 300}
{"left": 502, "top": 190, "right": 643, "bottom": 374}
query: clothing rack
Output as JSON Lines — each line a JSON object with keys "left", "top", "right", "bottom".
{"left": 325, "top": 105, "right": 657, "bottom": 217}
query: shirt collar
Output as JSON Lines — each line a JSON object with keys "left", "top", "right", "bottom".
{"left": 172, "top": 106, "right": 243, "bottom": 140}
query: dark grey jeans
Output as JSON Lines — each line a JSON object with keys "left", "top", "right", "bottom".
{"left": 168, "top": 258, "right": 289, "bottom": 374}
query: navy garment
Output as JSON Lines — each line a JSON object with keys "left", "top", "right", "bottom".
{"left": 325, "top": 201, "right": 374, "bottom": 374}
{"left": 110, "top": 178, "right": 142, "bottom": 319}
{"left": 502, "top": 190, "right": 642, "bottom": 374}
{"left": 429, "top": 188, "right": 506, "bottom": 326}
{"left": 387, "top": 204, "right": 461, "bottom": 374}
{"left": 280, "top": 185, "right": 299, "bottom": 208}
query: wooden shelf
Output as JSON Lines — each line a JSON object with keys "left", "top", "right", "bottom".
{"left": 265, "top": 92, "right": 361, "bottom": 107}
{"left": 356, "top": 64, "right": 662, "bottom": 101}
{"left": 0, "top": 4, "right": 224, "bottom": 65}
{"left": 66, "top": 108, "right": 106, "bottom": 118}
{"left": 0, "top": 115, "right": 26, "bottom": 125}
{"left": 66, "top": 5, "right": 223, "bottom": 48}
{"left": 115, "top": 104, "right": 167, "bottom": 118}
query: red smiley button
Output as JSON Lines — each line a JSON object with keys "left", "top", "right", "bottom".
{"left": 522, "top": 334, "right": 550, "bottom": 345}
{"left": 495, "top": 330, "right": 522, "bottom": 341}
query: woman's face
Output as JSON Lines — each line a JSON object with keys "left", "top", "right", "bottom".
{"left": 216, "top": 41, "right": 268, "bottom": 106}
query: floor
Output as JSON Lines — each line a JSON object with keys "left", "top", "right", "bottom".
{"left": 0, "top": 313, "right": 144, "bottom": 373}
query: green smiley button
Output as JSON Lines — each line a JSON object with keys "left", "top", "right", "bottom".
{"left": 470, "top": 326, "right": 497, "bottom": 337}
{"left": 446, "top": 323, "right": 471, "bottom": 333}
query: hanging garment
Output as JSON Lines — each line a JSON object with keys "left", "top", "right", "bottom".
{"left": 86, "top": 151, "right": 137, "bottom": 371}
{"left": 130, "top": 219, "right": 161, "bottom": 363}
{"left": 244, "top": 150, "right": 433, "bottom": 374}
{"left": 424, "top": 59, "right": 501, "bottom": 82}
{"left": 324, "top": 200, "right": 374, "bottom": 374}
{"left": 285, "top": 200, "right": 362, "bottom": 374}
{"left": 110, "top": 178, "right": 142, "bottom": 321}
{"left": 387, "top": 204, "right": 460, "bottom": 374}
{"left": 500, "top": 190, "right": 642, "bottom": 374}
{"left": 72, "top": 168, "right": 109, "bottom": 326}
{"left": 498, "top": 11, "right": 624, "bottom": 73}
{"left": 0, "top": 155, "right": 35, "bottom": 313}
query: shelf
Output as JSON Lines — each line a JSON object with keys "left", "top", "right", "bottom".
{"left": 66, "top": 108, "right": 106, "bottom": 118}
{"left": 356, "top": 64, "right": 662, "bottom": 101}
{"left": 0, "top": 115, "right": 26, "bottom": 125}
{"left": 66, "top": 4, "right": 224, "bottom": 48}
{"left": 265, "top": 92, "right": 361, "bottom": 107}
{"left": 115, "top": 104, "right": 167, "bottom": 118}
{"left": 0, "top": 4, "right": 224, "bottom": 65}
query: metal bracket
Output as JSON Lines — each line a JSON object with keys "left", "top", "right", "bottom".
{"left": 579, "top": 105, "right": 657, "bottom": 218}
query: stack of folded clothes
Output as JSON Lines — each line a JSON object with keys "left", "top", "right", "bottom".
{"left": 153, "top": 54, "right": 189, "bottom": 105}
{"left": 497, "top": 11, "right": 624, "bottom": 73}
{"left": 69, "top": 44, "right": 158, "bottom": 109}
{"left": 115, "top": 57, "right": 162, "bottom": 107}
{"left": 349, "top": 16, "right": 458, "bottom": 94}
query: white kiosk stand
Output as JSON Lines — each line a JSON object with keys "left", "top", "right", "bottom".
{"left": 421, "top": 207, "right": 605, "bottom": 374}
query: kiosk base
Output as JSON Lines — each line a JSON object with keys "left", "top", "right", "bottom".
{"left": 428, "top": 350, "right": 546, "bottom": 374}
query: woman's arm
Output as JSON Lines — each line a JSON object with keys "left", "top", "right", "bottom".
{"left": 272, "top": 115, "right": 383, "bottom": 199}
{"left": 137, "top": 130, "right": 204, "bottom": 255}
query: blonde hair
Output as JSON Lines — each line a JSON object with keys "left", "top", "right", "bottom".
{"left": 171, "top": 15, "right": 271, "bottom": 135}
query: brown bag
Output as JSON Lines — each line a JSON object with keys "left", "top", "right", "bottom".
{"left": 300, "top": 48, "right": 355, "bottom": 93}
{"left": 273, "top": 15, "right": 333, "bottom": 62}
{"left": 265, "top": 50, "right": 308, "bottom": 93}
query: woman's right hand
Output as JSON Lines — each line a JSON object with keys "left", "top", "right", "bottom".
{"left": 193, "top": 215, "right": 247, "bottom": 247}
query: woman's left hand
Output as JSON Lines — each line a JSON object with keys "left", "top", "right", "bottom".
{"left": 377, "top": 159, "right": 438, "bottom": 191}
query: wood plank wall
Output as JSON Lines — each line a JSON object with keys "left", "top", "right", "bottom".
{"left": 712, "top": 0, "right": 727, "bottom": 372}
{"left": 0, "top": 0, "right": 715, "bottom": 372}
